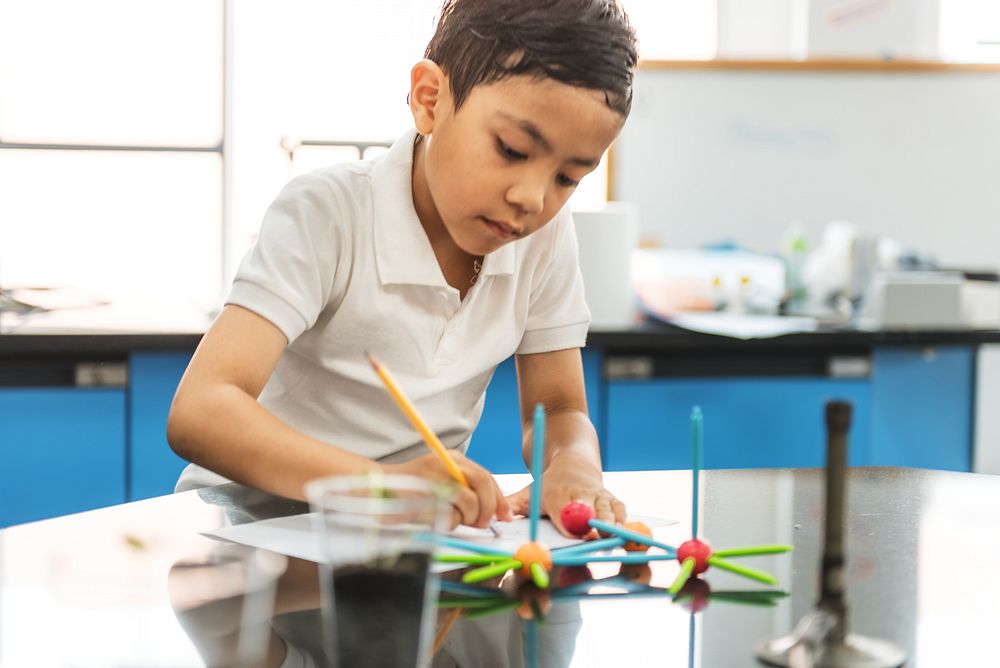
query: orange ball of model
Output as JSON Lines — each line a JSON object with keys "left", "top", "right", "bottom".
{"left": 622, "top": 521, "right": 653, "bottom": 552}
{"left": 514, "top": 541, "right": 552, "bottom": 579}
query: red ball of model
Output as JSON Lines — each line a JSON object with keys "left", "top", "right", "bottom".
{"left": 677, "top": 538, "right": 713, "bottom": 574}
{"left": 560, "top": 501, "right": 595, "bottom": 537}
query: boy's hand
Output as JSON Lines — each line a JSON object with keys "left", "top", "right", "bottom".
{"left": 383, "top": 451, "right": 514, "bottom": 531}
{"left": 505, "top": 459, "right": 626, "bottom": 538}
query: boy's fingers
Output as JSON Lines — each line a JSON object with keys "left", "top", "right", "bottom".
{"left": 494, "top": 484, "right": 514, "bottom": 522}
{"left": 451, "top": 487, "right": 480, "bottom": 529}
{"left": 504, "top": 486, "right": 531, "bottom": 516}
{"left": 594, "top": 494, "right": 615, "bottom": 525}
{"left": 549, "top": 507, "right": 569, "bottom": 536}
{"left": 610, "top": 497, "right": 627, "bottom": 524}
{"left": 467, "top": 467, "right": 500, "bottom": 529}
{"left": 592, "top": 493, "right": 627, "bottom": 527}
{"left": 474, "top": 486, "right": 497, "bottom": 529}
{"left": 454, "top": 459, "right": 498, "bottom": 529}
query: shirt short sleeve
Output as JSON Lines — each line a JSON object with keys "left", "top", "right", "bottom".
{"left": 226, "top": 173, "right": 344, "bottom": 343}
{"left": 516, "top": 208, "right": 591, "bottom": 354}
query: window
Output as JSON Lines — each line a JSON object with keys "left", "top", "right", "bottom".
{"left": 0, "top": 0, "right": 223, "bottom": 311}
{"left": 939, "top": 0, "right": 1000, "bottom": 62}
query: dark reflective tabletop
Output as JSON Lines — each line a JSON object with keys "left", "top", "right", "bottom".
{"left": 2, "top": 468, "right": 998, "bottom": 667}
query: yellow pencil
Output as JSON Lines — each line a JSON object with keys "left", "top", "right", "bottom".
{"left": 366, "top": 352, "right": 501, "bottom": 536}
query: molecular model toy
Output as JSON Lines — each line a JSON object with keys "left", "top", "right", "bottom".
{"left": 436, "top": 405, "right": 793, "bottom": 604}
{"left": 666, "top": 407, "right": 794, "bottom": 594}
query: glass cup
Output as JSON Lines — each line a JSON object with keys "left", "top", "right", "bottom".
{"left": 305, "top": 474, "right": 452, "bottom": 668}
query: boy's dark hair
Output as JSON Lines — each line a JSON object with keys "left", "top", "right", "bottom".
{"left": 424, "top": 0, "right": 638, "bottom": 117}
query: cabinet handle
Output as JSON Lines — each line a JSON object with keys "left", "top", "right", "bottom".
{"left": 605, "top": 356, "right": 654, "bottom": 380}
{"left": 827, "top": 356, "right": 871, "bottom": 379}
{"left": 74, "top": 362, "right": 128, "bottom": 388}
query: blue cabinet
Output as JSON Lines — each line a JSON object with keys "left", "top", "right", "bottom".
{"left": 605, "top": 377, "right": 872, "bottom": 470}
{"left": 0, "top": 349, "right": 193, "bottom": 526}
{"left": 0, "top": 388, "right": 126, "bottom": 527}
{"left": 129, "top": 351, "right": 194, "bottom": 500}
{"left": 0, "top": 340, "right": 979, "bottom": 528}
{"left": 870, "top": 346, "right": 973, "bottom": 471}
{"left": 603, "top": 345, "right": 975, "bottom": 472}
{"left": 468, "top": 349, "right": 604, "bottom": 473}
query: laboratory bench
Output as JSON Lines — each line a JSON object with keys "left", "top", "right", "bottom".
{"left": 2, "top": 319, "right": 999, "bottom": 527}
{"left": 0, "top": 467, "right": 997, "bottom": 666}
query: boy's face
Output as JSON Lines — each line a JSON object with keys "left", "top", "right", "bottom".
{"left": 413, "top": 72, "right": 624, "bottom": 257}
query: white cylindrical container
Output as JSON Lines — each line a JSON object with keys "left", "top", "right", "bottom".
{"left": 573, "top": 202, "right": 640, "bottom": 330}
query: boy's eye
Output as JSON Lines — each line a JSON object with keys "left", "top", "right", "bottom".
{"left": 496, "top": 138, "right": 527, "bottom": 161}
{"left": 557, "top": 174, "right": 580, "bottom": 188}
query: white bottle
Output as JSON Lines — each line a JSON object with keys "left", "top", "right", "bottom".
{"left": 782, "top": 224, "right": 809, "bottom": 312}
{"left": 729, "top": 275, "right": 751, "bottom": 315}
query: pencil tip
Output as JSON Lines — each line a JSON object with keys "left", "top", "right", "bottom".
{"left": 365, "top": 350, "right": 377, "bottom": 366}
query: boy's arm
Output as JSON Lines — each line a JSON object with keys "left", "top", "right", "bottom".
{"left": 167, "top": 305, "right": 377, "bottom": 500}
{"left": 168, "top": 305, "right": 509, "bottom": 529}
{"left": 511, "top": 348, "right": 627, "bottom": 535}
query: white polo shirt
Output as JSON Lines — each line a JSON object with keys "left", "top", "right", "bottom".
{"left": 176, "top": 127, "right": 590, "bottom": 491}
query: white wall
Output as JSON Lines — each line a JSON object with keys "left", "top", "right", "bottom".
{"left": 613, "top": 65, "right": 1000, "bottom": 273}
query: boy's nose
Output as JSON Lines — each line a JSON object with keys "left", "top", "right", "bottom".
{"left": 505, "top": 179, "right": 545, "bottom": 217}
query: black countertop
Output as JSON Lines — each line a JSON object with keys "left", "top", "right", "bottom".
{"left": 590, "top": 321, "right": 1000, "bottom": 351}
{"left": 0, "top": 331, "right": 204, "bottom": 355}
{"left": 2, "top": 309, "right": 1000, "bottom": 358}
{"left": 5, "top": 325, "right": 1000, "bottom": 358}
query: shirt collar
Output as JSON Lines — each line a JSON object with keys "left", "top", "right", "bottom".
{"left": 371, "top": 128, "right": 515, "bottom": 287}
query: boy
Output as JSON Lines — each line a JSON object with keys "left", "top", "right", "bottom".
{"left": 167, "top": 0, "right": 638, "bottom": 536}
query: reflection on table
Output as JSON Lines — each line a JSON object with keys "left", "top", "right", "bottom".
{"left": 2, "top": 468, "right": 999, "bottom": 666}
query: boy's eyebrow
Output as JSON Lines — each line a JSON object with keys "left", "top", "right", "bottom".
{"left": 496, "top": 112, "right": 598, "bottom": 168}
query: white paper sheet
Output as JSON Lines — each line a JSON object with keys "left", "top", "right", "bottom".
{"left": 203, "top": 512, "right": 675, "bottom": 566}
{"left": 669, "top": 312, "right": 818, "bottom": 340}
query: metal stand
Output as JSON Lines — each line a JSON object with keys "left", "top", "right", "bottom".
{"left": 754, "top": 401, "right": 906, "bottom": 668}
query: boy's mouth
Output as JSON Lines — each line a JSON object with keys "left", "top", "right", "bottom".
{"left": 480, "top": 216, "right": 521, "bottom": 240}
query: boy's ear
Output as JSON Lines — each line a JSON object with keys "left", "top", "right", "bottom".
{"left": 409, "top": 59, "right": 448, "bottom": 136}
